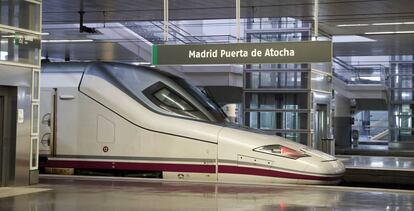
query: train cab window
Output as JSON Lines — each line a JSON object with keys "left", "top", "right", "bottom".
{"left": 144, "top": 82, "right": 210, "bottom": 121}
{"left": 153, "top": 88, "right": 194, "bottom": 111}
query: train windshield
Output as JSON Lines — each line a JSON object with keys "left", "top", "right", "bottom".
{"left": 169, "top": 76, "right": 229, "bottom": 123}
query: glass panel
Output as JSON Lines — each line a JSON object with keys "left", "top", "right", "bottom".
{"left": 245, "top": 111, "right": 308, "bottom": 130}
{"left": 149, "top": 87, "right": 209, "bottom": 121}
{"left": 390, "top": 75, "right": 414, "bottom": 89}
{"left": 245, "top": 71, "right": 308, "bottom": 89}
{"left": 245, "top": 93, "right": 308, "bottom": 109}
{"left": 32, "top": 69, "right": 40, "bottom": 101}
{"left": 30, "top": 137, "right": 39, "bottom": 169}
{"left": 276, "top": 132, "right": 308, "bottom": 145}
{"left": 259, "top": 112, "right": 276, "bottom": 129}
{"left": 313, "top": 92, "right": 331, "bottom": 105}
{"left": 0, "top": 30, "right": 41, "bottom": 65}
{"left": 248, "top": 111, "right": 258, "bottom": 129}
{"left": 352, "top": 111, "right": 389, "bottom": 141}
{"left": 311, "top": 72, "right": 331, "bottom": 92}
{"left": 246, "top": 18, "right": 311, "bottom": 30}
{"left": 0, "top": 1, "right": 41, "bottom": 31}
{"left": 392, "top": 90, "right": 414, "bottom": 101}
{"left": 31, "top": 103, "right": 39, "bottom": 135}
{"left": 389, "top": 59, "right": 414, "bottom": 143}
{"left": 311, "top": 63, "right": 331, "bottom": 74}
{"left": 154, "top": 88, "right": 195, "bottom": 111}
{"left": 244, "top": 17, "right": 313, "bottom": 145}
{"left": 247, "top": 63, "right": 309, "bottom": 70}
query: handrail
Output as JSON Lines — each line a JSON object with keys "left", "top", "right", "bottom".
{"left": 168, "top": 22, "right": 204, "bottom": 43}
{"left": 150, "top": 21, "right": 188, "bottom": 44}
{"left": 122, "top": 22, "right": 163, "bottom": 44}
{"left": 333, "top": 57, "right": 389, "bottom": 85}
{"left": 333, "top": 57, "right": 356, "bottom": 72}
{"left": 184, "top": 34, "right": 237, "bottom": 43}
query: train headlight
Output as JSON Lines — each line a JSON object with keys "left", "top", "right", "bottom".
{"left": 253, "top": 145, "right": 309, "bottom": 159}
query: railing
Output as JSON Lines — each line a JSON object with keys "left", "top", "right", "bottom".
{"left": 122, "top": 21, "right": 164, "bottom": 44}
{"left": 245, "top": 18, "right": 312, "bottom": 30}
{"left": 167, "top": 21, "right": 204, "bottom": 43}
{"left": 122, "top": 21, "right": 241, "bottom": 44}
{"left": 122, "top": 18, "right": 328, "bottom": 45}
{"left": 149, "top": 21, "right": 201, "bottom": 44}
{"left": 352, "top": 123, "right": 389, "bottom": 141}
{"left": 333, "top": 57, "right": 388, "bottom": 85}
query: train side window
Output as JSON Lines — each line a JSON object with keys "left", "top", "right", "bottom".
{"left": 144, "top": 82, "right": 209, "bottom": 121}
{"left": 153, "top": 88, "right": 194, "bottom": 111}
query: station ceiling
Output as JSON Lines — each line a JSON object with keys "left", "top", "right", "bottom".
{"left": 42, "top": 0, "right": 414, "bottom": 60}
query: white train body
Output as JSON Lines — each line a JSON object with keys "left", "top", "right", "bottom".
{"left": 39, "top": 62, "right": 345, "bottom": 185}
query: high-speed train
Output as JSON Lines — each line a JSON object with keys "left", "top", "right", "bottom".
{"left": 39, "top": 62, "right": 345, "bottom": 185}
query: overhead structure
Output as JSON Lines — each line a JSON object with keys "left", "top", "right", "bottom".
{"left": 313, "top": 0, "right": 319, "bottom": 38}
{"left": 163, "top": 0, "right": 169, "bottom": 43}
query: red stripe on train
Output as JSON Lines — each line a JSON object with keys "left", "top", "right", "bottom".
{"left": 218, "top": 165, "right": 340, "bottom": 181}
{"left": 44, "top": 160, "right": 216, "bottom": 173}
{"left": 43, "top": 160, "right": 340, "bottom": 181}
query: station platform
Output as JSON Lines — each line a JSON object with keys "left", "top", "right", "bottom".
{"left": 339, "top": 155, "right": 414, "bottom": 187}
{"left": 1, "top": 175, "right": 414, "bottom": 210}
{"left": 337, "top": 145, "right": 414, "bottom": 157}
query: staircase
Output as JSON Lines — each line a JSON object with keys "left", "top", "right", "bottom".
{"left": 333, "top": 57, "right": 389, "bottom": 110}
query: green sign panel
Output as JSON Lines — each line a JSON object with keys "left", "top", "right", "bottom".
{"left": 152, "top": 41, "right": 332, "bottom": 65}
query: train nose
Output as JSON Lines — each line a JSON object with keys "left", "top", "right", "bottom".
{"left": 297, "top": 157, "right": 345, "bottom": 185}
{"left": 310, "top": 159, "right": 346, "bottom": 175}
{"left": 300, "top": 148, "right": 346, "bottom": 176}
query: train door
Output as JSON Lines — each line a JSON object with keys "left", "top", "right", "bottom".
{"left": 315, "top": 104, "right": 328, "bottom": 150}
{"left": 39, "top": 88, "right": 57, "bottom": 157}
{"left": 0, "top": 86, "right": 17, "bottom": 187}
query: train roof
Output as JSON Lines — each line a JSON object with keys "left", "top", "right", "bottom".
{"left": 41, "top": 61, "right": 160, "bottom": 74}
{"left": 41, "top": 61, "right": 228, "bottom": 124}
{"left": 41, "top": 62, "right": 184, "bottom": 80}
{"left": 41, "top": 62, "right": 90, "bottom": 73}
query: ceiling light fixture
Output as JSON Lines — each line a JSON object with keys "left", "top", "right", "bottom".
{"left": 132, "top": 62, "right": 151, "bottom": 65}
{"left": 337, "top": 22, "right": 414, "bottom": 27}
{"left": 0, "top": 35, "right": 14, "bottom": 38}
{"left": 332, "top": 35, "right": 376, "bottom": 43}
{"left": 41, "top": 32, "right": 50, "bottom": 36}
{"left": 364, "top": 31, "right": 395, "bottom": 35}
{"left": 372, "top": 22, "right": 414, "bottom": 26}
{"left": 395, "top": 31, "right": 414, "bottom": 34}
{"left": 337, "top": 24, "right": 369, "bottom": 27}
{"left": 41, "top": 39, "right": 94, "bottom": 43}
{"left": 372, "top": 22, "right": 403, "bottom": 26}
{"left": 365, "top": 31, "right": 414, "bottom": 35}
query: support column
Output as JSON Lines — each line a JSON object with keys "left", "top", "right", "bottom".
{"left": 163, "top": 0, "right": 169, "bottom": 43}
{"left": 223, "top": 104, "right": 237, "bottom": 123}
{"left": 313, "top": 0, "right": 319, "bottom": 39}
{"left": 235, "top": 0, "right": 241, "bottom": 42}
{"left": 334, "top": 93, "right": 352, "bottom": 147}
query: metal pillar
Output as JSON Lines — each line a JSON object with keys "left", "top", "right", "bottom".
{"left": 334, "top": 93, "right": 352, "bottom": 147}
{"left": 313, "top": 0, "right": 319, "bottom": 39}
{"left": 163, "top": 0, "right": 169, "bottom": 43}
{"left": 236, "top": 0, "right": 241, "bottom": 42}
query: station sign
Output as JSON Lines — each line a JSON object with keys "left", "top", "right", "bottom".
{"left": 152, "top": 41, "right": 332, "bottom": 65}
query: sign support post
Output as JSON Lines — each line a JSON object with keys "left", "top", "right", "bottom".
{"left": 314, "top": 0, "right": 319, "bottom": 39}
{"left": 236, "top": 0, "right": 241, "bottom": 42}
{"left": 163, "top": 0, "right": 169, "bottom": 43}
